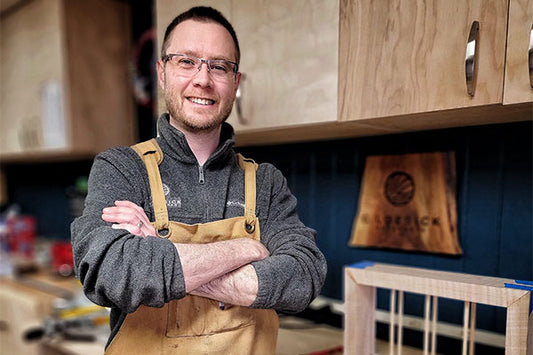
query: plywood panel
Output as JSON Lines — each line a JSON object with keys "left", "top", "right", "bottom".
{"left": 339, "top": 0, "right": 509, "bottom": 121}
{"left": 228, "top": 0, "right": 338, "bottom": 130}
{"left": 503, "top": 0, "right": 533, "bottom": 104}
{"left": 64, "top": 0, "right": 135, "bottom": 152}
{"left": 0, "top": 0, "right": 65, "bottom": 154}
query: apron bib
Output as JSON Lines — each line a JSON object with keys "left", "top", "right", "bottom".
{"left": 105, "top": 139, "right": 279, "bottom": 355}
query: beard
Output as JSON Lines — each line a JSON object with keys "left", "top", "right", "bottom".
{"left": 164, "top": 89, "right": 234, "bottom": 133}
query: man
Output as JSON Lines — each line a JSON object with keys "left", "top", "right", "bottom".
{"left": 71, "top": 6, "right": 327, "bottom": 354}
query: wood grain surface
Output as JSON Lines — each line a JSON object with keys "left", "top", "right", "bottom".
{"left": 339, "top": 0, "right": 509, "bottom": 121}
{"left": 504, "top": 0, "right": 533, "bottom": 104}
{"left": 350, "top": 152, "right": 461, "bottom": 254}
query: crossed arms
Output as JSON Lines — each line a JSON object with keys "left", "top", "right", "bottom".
{"left": 101, "top": 200, "right": 269, "bottom": 307}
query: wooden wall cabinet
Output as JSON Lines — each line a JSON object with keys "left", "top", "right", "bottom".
{"left": 339, "top": 0, "right": 533, "bottom": 127}
{"left": 0, "top": 0, "right": 135, "bottom": 161}
{"left": 156, "top": 0, "right": 532, "bottom": 147}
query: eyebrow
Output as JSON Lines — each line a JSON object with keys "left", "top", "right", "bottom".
{"left": 176, "top": 50, "right": 235, "bottom": 62}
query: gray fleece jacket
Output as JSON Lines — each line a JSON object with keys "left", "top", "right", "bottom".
{"left": 71, "top": 114, "right": 327, "bottom": 344}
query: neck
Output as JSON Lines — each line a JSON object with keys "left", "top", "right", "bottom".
{"left": 169, "top": 119, "right": 221, "bottom": 166}
{"left": 185, "top": 128, "right": 221, "bottom": 166}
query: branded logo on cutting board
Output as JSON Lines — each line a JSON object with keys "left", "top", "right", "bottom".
{"left": 384, "top": 171, "right": 415, "bottom": 207}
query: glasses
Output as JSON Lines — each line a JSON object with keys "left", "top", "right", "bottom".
{"left": 162, "top": 53, "right": 238, "bottom": 82}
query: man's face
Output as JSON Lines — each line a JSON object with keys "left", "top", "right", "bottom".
{"left": 157, "top": 19, "right": 241, "bottom": 133}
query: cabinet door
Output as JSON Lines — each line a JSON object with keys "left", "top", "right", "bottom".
{"left": 227, "top": 0, "right": 339, "bottom": 131}
{"left": 0, "top": 0, "right": 134, "bottom": 160}
{"left": 339, "top": 0, "right": 509, "bottom": 122}
{"left": 504, "top": 0, "right": 533, "bottom": 104}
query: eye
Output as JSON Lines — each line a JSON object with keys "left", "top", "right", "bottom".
{"left": 177, "top": 57, "right": 197, "bottom": 68}
{"left": 210, "top": 61, "right": 231, "bottom": 73}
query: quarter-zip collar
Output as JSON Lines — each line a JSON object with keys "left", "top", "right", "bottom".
{"left": 156, "top": 114, "right": 235, "bottom": 168}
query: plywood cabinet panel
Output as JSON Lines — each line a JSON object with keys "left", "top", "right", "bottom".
{"left": 0, "top": 0, "right": 65, "bottom": 154}
{"left": 339, "top": 0, "right": 509, "bottom": 121}
{"left": 227, "top": 0, "right": 338, "bottom": 131}
{"left": 0, "top": 0, "right": 135, "bottom": 161}
{"left": 504, "top": 0, "right": 533, "bottom": 104}
{"left": 63, "top": 0, "right": 135, "bottom": 155}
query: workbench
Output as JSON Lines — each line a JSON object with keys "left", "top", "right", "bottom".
{"left": 0, "top": 269, "right": 106, "bottom": 354}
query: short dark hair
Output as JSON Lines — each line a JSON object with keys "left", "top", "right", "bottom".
{"left": 161, "top": 6, "right": 240, "bottom": 65}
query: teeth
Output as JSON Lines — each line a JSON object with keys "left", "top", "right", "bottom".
{"left": 188, "top": 97, "right": 214, "bottom": 105}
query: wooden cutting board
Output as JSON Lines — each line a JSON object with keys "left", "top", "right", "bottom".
{"left": 349, "top": 152, "right": 461, "bottom": 255}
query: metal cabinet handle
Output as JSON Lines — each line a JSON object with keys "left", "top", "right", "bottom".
{"left": 529, "top": 23, "right": 533, "bottom": 88}
{"left": 465, "top": 21, "right": 479, "bottom": 97}
{"left": 236, "top": 73, "right": 248, "bottom": 125}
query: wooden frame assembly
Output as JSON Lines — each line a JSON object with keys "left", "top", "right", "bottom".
{"left": 344, "top": 262, "right": 532, "bottom": 355}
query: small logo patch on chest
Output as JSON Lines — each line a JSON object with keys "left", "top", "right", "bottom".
{"left": 226, "top": 200, "right": 245, "bottom": 209}
{"left": 163, "top": 183, "right": 182, "bottom": 208}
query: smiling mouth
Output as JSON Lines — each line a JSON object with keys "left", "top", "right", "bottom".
{"left": 187, "top": 97, "right": 215, "bottom": 106}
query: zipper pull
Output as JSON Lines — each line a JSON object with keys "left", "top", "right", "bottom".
{"left": 198, "top": 165, "right": 205, "bottom": 184}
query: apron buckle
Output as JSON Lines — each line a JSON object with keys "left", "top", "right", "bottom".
{"left": 244, "top": 222, "right": 255, "bottom": 234}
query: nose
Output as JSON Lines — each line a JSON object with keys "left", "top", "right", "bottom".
{"left": 192, "top": 61, "right": 212, "bottom": 86}
{"left": 196, "top": 59, "right": 211, "bottom": 73}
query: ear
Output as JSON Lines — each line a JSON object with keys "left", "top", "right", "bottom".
{"left": 156, "top": 60, "right": 166, "bottom": 89}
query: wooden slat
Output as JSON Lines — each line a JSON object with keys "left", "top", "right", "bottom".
{"left": 347, "top": 263, "right": 528, "bottom": 307}
{"left": 505, "top": 293, "right": 530, "bottom": 355}
{"left": 390, "top": 289, "right": 396, "bottom": 355}
{"left": 397, "top": 291, "right": 404, "bottom": 355}
{"left": 345, "top": 271, "right": 376, "bottom": 354}
{"left": 462, "top": 302, "right": 470, "bottom": 355}
{"left": 431, "top": 296, "right": 438, "bottom": 355}
{"left": 424, "top": 294, "right": 431, "bottom": 355}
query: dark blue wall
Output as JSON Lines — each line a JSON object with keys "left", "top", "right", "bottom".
{"left": 3, "top": 160, "right": 93, "bottom": 241}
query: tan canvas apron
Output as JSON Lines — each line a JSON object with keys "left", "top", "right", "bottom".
{"left": 105, "top": 139, "right": 279, "bottom": 355}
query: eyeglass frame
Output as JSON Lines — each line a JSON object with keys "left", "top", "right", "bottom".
{"left": 161, "top": 53, "right": 239, "bottom": 78}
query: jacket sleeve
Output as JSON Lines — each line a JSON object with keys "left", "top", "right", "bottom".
{"left": 70, "top": 148, "right": 186, "bottom": 313}
{"left": 250, "top": 164, "right": 327, "bottom": 313}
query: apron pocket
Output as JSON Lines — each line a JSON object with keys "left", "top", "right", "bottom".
{"left": 166, "top": 295, "right": 255, "bottom": 337}
{"left": 163, "top": 322, "right": 257, "bottom": 355}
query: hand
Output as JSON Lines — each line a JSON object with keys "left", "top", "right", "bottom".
{"left": 102, "top": 200, "right": 156, "bottom": 237}
{"left": 174, "top": 238, "right": 269, "bottom": 292}
{"left": 189, "top": 264, "right": 259, "bottom": 307}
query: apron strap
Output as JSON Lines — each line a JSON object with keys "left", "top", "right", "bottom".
{"left": 131, "top": 139, "right": 171, "bottom": 237}
{"left": 131, "top": 140, "right": 258, "bottom": 237}
{"left": 237, "top": 153, "right": 258, "bottom": 233}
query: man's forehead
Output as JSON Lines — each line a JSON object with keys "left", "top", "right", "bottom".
{"left": 167, "top": 19, "right": 237, "bottom": 59}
